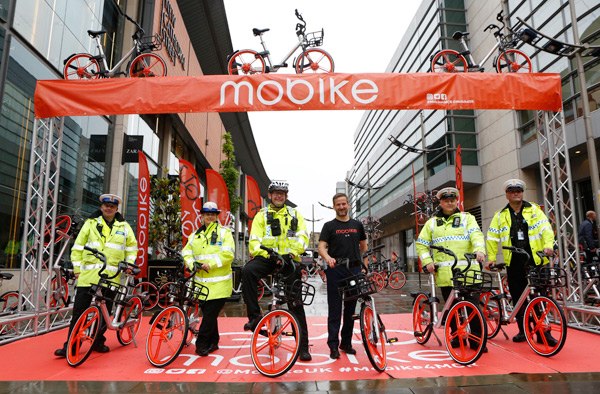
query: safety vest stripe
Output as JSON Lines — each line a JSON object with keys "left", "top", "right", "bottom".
{"left": 194, "top": 253, "right": 222, "bottom": 268}
{"left": 80, "top": 264, "right": 118, "bottom": 272}
{"left": 84, "top": 241, "right": 101, "bottom": 249}
{"left": 125, "top": 246, "right": 137, "bottom": 252}
{"left": 72, "top": 244, "right": 84, "bottom": 250}
{"left": 195, "top": 274, "right": 232, "bottom": 283}
{"left": 105, "top": 242, "right": 125, "bottom": 250}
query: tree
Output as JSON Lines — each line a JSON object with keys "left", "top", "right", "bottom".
{"left": 220, "top": 131, "right": 242, "bottom": 214}
{"left": 149, "top": 175, "right": 181, "bottom": 256}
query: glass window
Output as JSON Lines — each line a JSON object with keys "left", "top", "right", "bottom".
{"left": 0, "top": 0, "right": 8, "bottom": 21}
{"left": 454, "top": 133, "right": 477, "bottom": 149}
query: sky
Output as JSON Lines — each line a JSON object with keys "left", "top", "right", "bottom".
{"left": 223, "top": 1, "right": 421, "bottom": 233}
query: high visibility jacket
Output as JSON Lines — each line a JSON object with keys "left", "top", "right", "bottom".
{"left": 415, "top": 210, "right": 485, "bottom": 287}
{"left": 71, "top": 214, "right": 138, "bottom": 287}
{"left": 182, "top": 221, "right": 234, "bottom": 300}
{"left": 486, "top": 201, "right": 554, "bottom": 266}
{"left": 249, "top": 205, "right": 308, "bottom": 261}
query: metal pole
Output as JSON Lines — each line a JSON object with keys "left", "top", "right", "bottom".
{"left": 367, "top": 161, "right": 372, "bottom": 219}
{"left": 312, "top": 203, "right": 315, "bottom": 249}
{"left": 569, "top": 0, "right": 600, "bottom": 219}
{"left": 420, "top": 111, "right": 428, "bottom": 192}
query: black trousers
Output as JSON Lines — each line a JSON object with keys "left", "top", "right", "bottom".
{"left": 325, "top": 265, "right": 360, "bottom": 350}
{"left": 61, "top": 286, "right": 114, "bottom": 349}
{"left": 241, "top": 255, "right": 309, "bottom": 350}
{"left": 195, "top": 298, "right": 226, "bottom": 352}
{"left": 507, "top": 259, "right": 529, "bottom": 333}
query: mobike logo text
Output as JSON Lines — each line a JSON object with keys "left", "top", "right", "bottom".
{"left": 219, "top": 77, "right": 379, "bottom": 107}
{"left": 336, "top": 228, "right": 358, "bottom": 234}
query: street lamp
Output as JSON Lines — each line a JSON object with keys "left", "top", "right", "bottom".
{"left": 346, "top": 162, "right": 384, "bottom": 246}
{"left": 305, "top": 203, "right": 322, "bottom": 249}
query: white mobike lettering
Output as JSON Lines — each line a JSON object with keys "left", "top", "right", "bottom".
{"left": 257, "top": 80, "right": 284, "bottom": 105}
{"left": 220, "top": 80, "right": 254, "bottom": 106}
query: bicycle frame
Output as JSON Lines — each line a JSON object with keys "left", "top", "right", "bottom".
{"left": 455, "top": 35, "right": 500, "bottom": 71}
{"left": 257, "top": 32, "right": 306, "bottom": 72}
{"left": 92, "top": 34, "right": 140, "bottom": 78}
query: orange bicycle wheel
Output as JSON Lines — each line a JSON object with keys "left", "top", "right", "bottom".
{"left": 133, "top": 281, "right": 159, "bottom": 310}
{"left": 63, "top": 53, "right": 101, "bottom": 80}
{"left": 360, "top": 303, "right": 387, "bottom": 372}
{"left": 227, "top": 49, "right": 265, "bottom": 75}
{"left": 479, "top": 291, "right": 502, "bottom": 339}
{"left": 0, "top": 291, "right": 20, "bottom": 312}
{"left": 146, "top": 306, "right": 188, "bottom": 367}
{"left": 430, "top": 49, "right": 468, "bottom": 73}
{"left": 158, "top": 282, "right": 175, "bottom": 309}
{"left": 295, "top": 48, "right": 334, "bottom": 74}
{"left": 523, "top": 296, "right": 567, "bottom": 357}
{"left": 250, "top": 309, "right": 301, "bottom": 378}
{"left": 129, "top": 53, "right": 167, "bottom": 77}
{"left": 67, "top": 306, "right": 101, "bottom": 367}
{"left": 116, "top": 296, "right": 143, "bottom": 345}
{"left": 388, "top": 271, "right": 406, "bottom": 290}
{"left": 444, "top": 300, "right": 487, "bottom": 365}
{"left": 496, "top": 49, "right": 532, "bottom": 73}
{"left": 412, "top": 292, "right": 433, "bottom": 344}
{"left": 371, "top": 272, "right": 386, "bottom": 292}
{"left": 49, "top": 275, "right": 70, "bottom": 308}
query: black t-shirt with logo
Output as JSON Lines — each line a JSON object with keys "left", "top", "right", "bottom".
{"left": 319, "top": 218, "right": 367, "bottom": 264}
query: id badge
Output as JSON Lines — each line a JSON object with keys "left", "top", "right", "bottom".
{"left": 517, "top": 230, "right": 525, "bottom": 241}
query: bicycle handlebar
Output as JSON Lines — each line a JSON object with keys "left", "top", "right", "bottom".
{"left": 429, "top": 245, "right": 471, "bottom": 274}
{"left": 294, "top": 9, "right": 306, "bottom": 36}
{"left": 502, "top": 245, "right": 530, "bottom": 259}
{"left": 260, "top": 245, "right": 297, "bottom": 279}
{"left": 84, "top": 246, "right": 140, "bottom": 279}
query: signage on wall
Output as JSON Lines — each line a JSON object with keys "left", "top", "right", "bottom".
{"left": 160, "top": 0, "right": 186, "bottom": 70}
{"left": 88, "top": 134, "right": 107, "bottom": 162}
{"left": 122, "top": 135, "right": 144, "bottom": 164}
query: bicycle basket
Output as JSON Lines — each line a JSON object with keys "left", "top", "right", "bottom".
{"left": 338, "top": 273, "right": 377, "bottom": 301}
{"left": 139, "top": 34, "right": 162, "bottom": 52}
{"left": 528, "top": 266, "right": 567, "bottom": 288}
{"left": 452, "top": 270, "right": 493, "bottom": 293}
{"left": 93, "top": 279, "right": 129, "bottom": 303}
{"left": 305, "top": 30, "right": 324, "bottom": 47}
{"left": 183, "top": 280, "right": 209, "bottom": 304}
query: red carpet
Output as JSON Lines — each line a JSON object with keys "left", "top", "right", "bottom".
{"left": 0, "top": 314, "right": 597, "bottom": 382}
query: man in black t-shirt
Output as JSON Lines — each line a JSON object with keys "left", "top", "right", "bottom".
{"left": 318, "top": 193, "right": 367, "bottom": 360}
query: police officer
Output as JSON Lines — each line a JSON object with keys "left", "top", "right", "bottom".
{"left": 182, "top": 201, "right": 234, "bottom": 356}
{"left": 415, "top": 187, "right": 486, "bottom": 350}
{"left": 485, "top": 179, "right": 556, "bottom": 345}
{"left": 416, "top": 187, "right": 486, "bottom": 301}
{"left": 54, "top": 193, "right": 137, "bottom": 357}
{"left": 241, "top": 180, "right": 312, "bottom": 362}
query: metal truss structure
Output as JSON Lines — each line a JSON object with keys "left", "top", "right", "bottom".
{"left": 536, "top": 110, "right": 600, "bottom": 334}
{"left": 0, "top": 118, "right": 72, "bottom": 345}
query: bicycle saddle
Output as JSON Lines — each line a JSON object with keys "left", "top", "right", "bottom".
{"left": 0, "top": 272, "right": 14, "bottom": 280}
{"left": 452, "top": 31, "right": 469, "bottom": 40}
{"left": 252, "top": 28, "right": 270, "bottom": 36}
{"left": 87, "top": 30, "right": 106, "bottom": 38}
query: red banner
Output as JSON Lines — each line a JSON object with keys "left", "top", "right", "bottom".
{"left": 137, "top": 151, "right": 150, "bottom": 278}
{"left": 179, "top": 159, "right": 202, "bottom": 246}
{"left": 34, "top": 73, "right": 563, "bottom": 119}
{"left": 206, "top": 169, "right": 231, "bottom": 226}
{"left": 245, "top": 175, "right": 262, "bottom": 232}
{"left": 455, "top": 145, "right": 464, "bottom": 211}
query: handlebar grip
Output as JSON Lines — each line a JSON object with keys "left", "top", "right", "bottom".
{"left": 502, "top": 245, "right": 530, "bottom": 259}
{"left": 489, "top": 262, "right": 506, "bottom": 270}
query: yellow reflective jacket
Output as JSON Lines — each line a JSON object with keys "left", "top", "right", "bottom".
{"left": 415, "top": 210, "right": 485, "bottom": 287}
{"left": 249, "top": 205, "right": 308, "bottom": 261}
{"left": 182, "top": 221, "right": 234, "bottom": 300}
{"left": 71, "top": 214, "right": 138, "bottom": 287}
{"left": 486, "top": 201, "right": 554, "bottom": 266}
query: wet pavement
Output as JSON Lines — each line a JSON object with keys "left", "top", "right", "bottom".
{"left": 1, "top": 272, "right": 599, "bottom": 392}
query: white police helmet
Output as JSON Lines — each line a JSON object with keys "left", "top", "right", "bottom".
{"left": 436, "top": 187, "right": 459, "bottom": 200}
{"left": 99, "top": 193, "right": 122, "bottom": 205}
{"left": 503, "top": 179, "right": 526, "bottom": 192}
{"left": 201, "top": 201, "right": 221, "bottom": 213}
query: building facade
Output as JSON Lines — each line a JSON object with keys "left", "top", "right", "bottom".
{"left": 0, "top": 0, "right": 269, "bottom": 274}
{"left": 349, "top": 0, "right": 600, "bottom": 270}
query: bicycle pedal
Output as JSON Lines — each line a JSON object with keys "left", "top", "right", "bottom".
{"left": 352, "top": 314, "right": 359, "bottom": 320}
{"left": 388, "top": 337, "right": 399, "bottom": 343}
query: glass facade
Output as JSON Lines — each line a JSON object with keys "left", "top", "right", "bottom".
{"left": 508, "top": 0, "right": 600, "bottom": 133}
{"left": 0, "top": 1, "right": 136, "bottom": 268}
{"left": 351, "top": 0, "right": 475, "bottom": 219}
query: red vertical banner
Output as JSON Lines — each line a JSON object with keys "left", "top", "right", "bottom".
{"left": 137, "top": 152, "right": 150, "bottom": 278}
{"left": 245, "top": 175, "right": 262, "bottom": 232}
{"left": 206, "top": 169, "right": 231, "bottom": 226}
{"left": 455, "top": 144, "right": 464, "bottom": 211}
{"left": 179, "top": 159, "right": 202, "bottom": 246}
